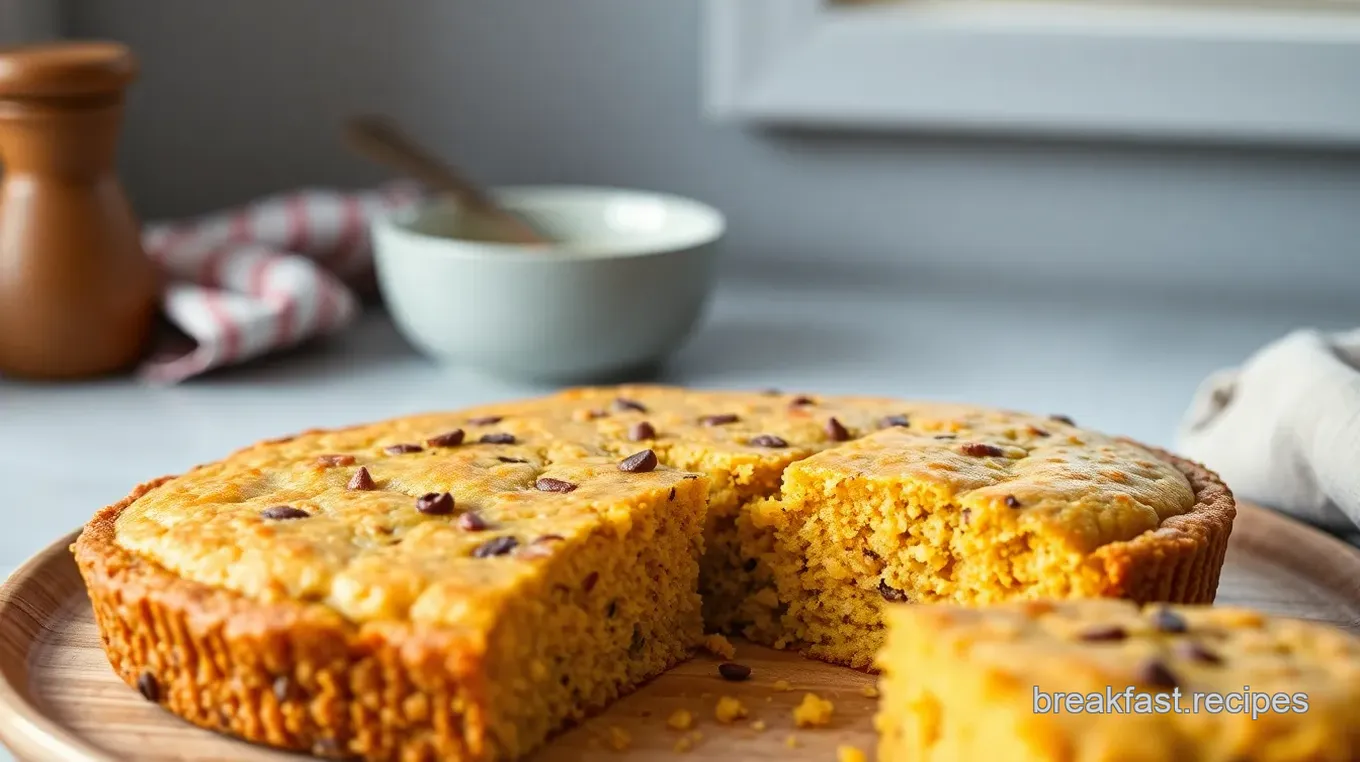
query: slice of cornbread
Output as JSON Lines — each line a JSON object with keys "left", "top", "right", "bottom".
{"left": 78, "top": 424, "right": 709, "bottom": 761}
{"left": 876, "top": 600, "right": 1360, "bottom": 762}
{"left": 752, "top": 409, "right": 1234, "bottom": 667}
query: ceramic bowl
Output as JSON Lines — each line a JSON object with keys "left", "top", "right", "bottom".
{"left": 372, "top": 186, "right": 724, "bottom": 382}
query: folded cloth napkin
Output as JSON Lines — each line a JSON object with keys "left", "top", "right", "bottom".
{"left": 1177, "top": 328, "right": 1360, "bottom": 536}
{"left": 139, "top": 182, "right": 421, "bottom": 383}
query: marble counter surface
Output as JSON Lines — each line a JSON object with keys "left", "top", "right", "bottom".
{"left": 2, "top": 268, "right": 1352, "bottom": 574}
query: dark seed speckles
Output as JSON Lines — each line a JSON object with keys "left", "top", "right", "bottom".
{"left": 1050, "top": 414, "right": 1076, "bottom": 426}
{"left": 788, "top": 396, "right": 815, "bottom": 407}
{"left": 1176, "top": 641, "right": 1223, "bottom": 665}
{"left": 497, "top": 456, "right": 528, "bottom": 464}
{"left": 261, "top": 505, "right": 309, "bottom": 520}
{"left": 416, "top": 492, "right": 455, "bottom": 515}
{"left": 385, "top": 443, "right": 423, "bottom": 454}
{"left": 468, "top": 415, "right": 503, "bottom": 426}
{"left": 347, "top": 467, "right": 376, "bottom": 491}
{"left": 535, "top": 477, "right": 578, "bottom": 493}
{"left": 619, "top": 449, "right": 658, "bottom": 473}
{"left": 934, "top": 434, "right": 957, "bottom": 440}
{"left": 457, "top": 511, "right": 489, "bottom": 531}
{"left": 668, "top": 487, "right": 676, "bottom": 502}
{"left": 1151, "top": 607, "right": 1189, "bottom": 634}
{"left": 1135, "top": 658, "right": 1179, "bottom": 689}
{"left": 1028, "top": 426, "right": 1051, "bottom": 438}
{"left": 426, "top": 429, "right": 465, "bottom": 448}
{"left": 880, "top": 415, "right": 910, "bottom": 428}
{"left": 606, "top": 600, "right": 618, "bottom": 618}
{"left": 878, "top": 580, "right": 909, "bottom": 603}
{"left": 825, "top": 417, "right": 850, "bottom": 442}
{"left": 743, "top": 558, "right": 758, "bottom": 572}
{"left": 629, "top": 421, "right": 656, "bottom": 441}
{"left": 479, "top": 433, "right": 516, "bottom": 445}
{"left": 472, "top": 536, "right": 519, "bottom": 558}
{"left": 718, "top": 663, "right": 752, "bottom": 681}
{"left": 137, "top": 672, "right": 160, "bottom": 702}
{"left": 748, "top": 434, "right": 787, "bottom": 448}
{"left": 960, "top": 442, "right": 1005, "bottom": 457}
{"left": 583, "top": 571, "right": 600, "bottom": 592}
{"left": 700, "top": 413, "right": 740, "bottom": 426}
{"left": 1004, "top": 495, "right": 1022, "bottom": 508}
{"left": 613, "top": 397, "right": 647, "bottom": 413}
{"left": 1078, "top": 625, "right": 1127, "bottom": 642}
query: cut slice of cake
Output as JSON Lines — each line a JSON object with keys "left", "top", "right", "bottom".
{"left": 875, "top": 600, "right": 1360, "bottom": 761}
{"left": 750, "top": 409, "right": 1234, "bottom": 668}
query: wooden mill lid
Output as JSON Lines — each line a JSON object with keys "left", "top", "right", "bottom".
{"left": 0, "top": 41, "right": 136, "bottom": 99}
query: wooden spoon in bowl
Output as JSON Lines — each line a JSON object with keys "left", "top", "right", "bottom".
{"left": 342, "top": 115, "right": 551, "bottom": 246}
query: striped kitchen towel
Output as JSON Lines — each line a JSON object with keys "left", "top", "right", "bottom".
{"left": 139, "top": 182, "right": 421, "bottom": 384}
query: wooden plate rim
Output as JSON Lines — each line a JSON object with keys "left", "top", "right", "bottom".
{"left": 1, "top": 506, "right": 1359, "bottom": 761}
{"left": 0, "top": 529, "right": 109, "bottom": 762}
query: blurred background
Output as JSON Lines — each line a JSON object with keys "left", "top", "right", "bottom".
{"left": 62, "top": 0, "right": 1360, "bottom": 294}
{"left": 1, "top": 0, "right": 1358, "bottom": 568}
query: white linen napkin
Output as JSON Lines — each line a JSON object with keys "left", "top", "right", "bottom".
{"left": 1176, "top": 328, "right": 1360, "bottom": 536}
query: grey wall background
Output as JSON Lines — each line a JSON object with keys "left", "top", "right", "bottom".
{"left": 65, "top": 0, "right": 1360, "bottom": 303}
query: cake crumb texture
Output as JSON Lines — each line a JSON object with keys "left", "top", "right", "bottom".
{"left": 715, "top": 696, "right": 748, "bottom": 724}
{"left": 875, "top": 599, "right": 1360, "bottom": 762}
{"left": 702, "top": 633, "right": 737, "bottom": 660}
{"left": 667, "top": 709, "right": 695, "bottom": 731}
{"left": 605, "top": 726, "right": 630, "bottom": 752}
{"left": 792, "top": 693, "right": 835, "bottom": 728}
{"left": 838, "top": 745, "right": 868, "bottom": 762}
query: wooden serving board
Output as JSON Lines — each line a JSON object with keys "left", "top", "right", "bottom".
{"left": 1, "top": 502, "right": 1358, "bottom": 762}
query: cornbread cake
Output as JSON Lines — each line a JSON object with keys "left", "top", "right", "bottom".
{"left": 74, "top": 386, "right": 1235, "bottom": 760}
{"left": 751, "top": 412, "right": 1234, "bottom": 667}
{"left": 875, "top": 600, "right": 1360, "bottom": 761}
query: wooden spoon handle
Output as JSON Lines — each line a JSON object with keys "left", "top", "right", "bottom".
{"left": 342, "top": 115, "right": 549, "bottom": 245}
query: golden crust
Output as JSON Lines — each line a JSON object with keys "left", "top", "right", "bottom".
{"left": 76, "top": 476, "right": 703, "bottom": 761}
{"left": 1090, "top": 444, "right": 1235, "bottom": 604}
{"left": 75, "top": 479, "right": 492, "bottom": 760}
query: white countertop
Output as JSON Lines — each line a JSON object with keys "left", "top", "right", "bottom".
{"left": 1, "top": 268, "right": 1352, "bottom": 574}
{"left": 0, "top": 268, "right": 1354, "bottom": 761}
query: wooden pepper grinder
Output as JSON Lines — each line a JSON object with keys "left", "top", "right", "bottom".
{"left": 0, "top": 41, "right": 159, "bottom": 379}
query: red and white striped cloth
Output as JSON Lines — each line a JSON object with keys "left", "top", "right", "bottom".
{"left": 139, "top": 183, "right": 422, "bottom": 383}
